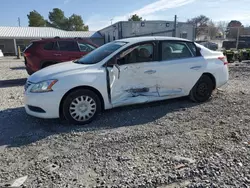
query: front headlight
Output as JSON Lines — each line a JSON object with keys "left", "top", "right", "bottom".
{"left": 30, "top": 80, "right": 58, "bottom": 93}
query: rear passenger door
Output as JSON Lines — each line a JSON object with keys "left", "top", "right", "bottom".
{"left": 42, "top": 41, "right": 63, "bottom": 64}
{"left": 57, "top": 41, "right": 81, "bottom": 61}
{"left": 157, "top": 41, "right": 206, "bottom": 96}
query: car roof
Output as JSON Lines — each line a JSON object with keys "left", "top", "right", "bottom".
{"left": 32, "top": 37, "right": 89, "bottom": 43}
{"left": 30, "top": 37, "right": 98, "bottom": 47}
{"left": 116, "top": 36, "right": 191, "bottom": 43}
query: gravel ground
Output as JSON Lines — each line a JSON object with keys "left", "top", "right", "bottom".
{"left": 0, "top": 57, "right": 249, "bottom": 188}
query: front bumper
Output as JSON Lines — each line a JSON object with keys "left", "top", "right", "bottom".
{"left": 24, "top": 90, "right": 64, "bottom": 119}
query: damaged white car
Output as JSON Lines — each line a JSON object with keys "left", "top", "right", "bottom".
{"left": 24, "top": 37, "right": 229, "bottom": 124}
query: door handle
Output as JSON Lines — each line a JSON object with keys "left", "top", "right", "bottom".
{"left": 190, "top": 66, "right": 202, "bottom": 70}
{"left": 144, "top": 70, "right": 156, "bottom": 74}
{"left": 54, "top": 54, "right": 62, "bottom": 56}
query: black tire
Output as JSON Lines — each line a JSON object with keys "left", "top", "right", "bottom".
{"left": 189, "top": 75, "right": 214, "bottom": 103}
{"left": 62, "top": 89, "right": 101, "bottom": 125}
{"left": 42, "top": 62, "right": 56, "bottom": 68}
{"left": 26, "top": 68, "right": 33, "bottom": 75}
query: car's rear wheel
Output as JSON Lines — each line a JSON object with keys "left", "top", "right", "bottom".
{"left": 62, "top": 89, "right": 101, "bottom": 125}
{"left": 42, "top": 62, "right": 57, "bottom": 68}
{"left": 189, "top": 75, "right": 214, "bottom": 102}
{"left": 26, "top": 68, "right": 33, "bottom": 75}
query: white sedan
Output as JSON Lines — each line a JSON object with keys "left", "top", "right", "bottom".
{"left": 24, "top": 37, "right": 229, "bottom": 125}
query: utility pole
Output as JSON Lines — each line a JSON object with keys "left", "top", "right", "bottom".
{"left": 236, "top": 27, "right": 240, "bottom": 49}
{"left": 173, "top": 15, "right": 177, "bottom": 37}
{"left": 18, "top": 17, "right": 21, "bottom": 27}
{"left": 110, "top": 18, "right": 113, "bottom": 25}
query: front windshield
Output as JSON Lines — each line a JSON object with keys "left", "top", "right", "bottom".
{"left": 77, "top": 41, "right": 127, "bottom": 64}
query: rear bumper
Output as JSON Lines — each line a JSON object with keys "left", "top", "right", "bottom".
{"left": 24, "top": 57, "right": 39, "bottom": 75}
{"left": 25, "top": 66, "right": 34, "bottom": 75}
{"left": 216, "top": 66, "right": 229, "bottom": 88}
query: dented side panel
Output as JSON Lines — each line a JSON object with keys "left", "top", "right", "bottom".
{"left": 109, "top": 62, "right": 185, "bottom": 107}
{"left": 156, "top": 57, "right": 206, "bottom": 96}
{"left": 109, "top": 63, "right": 160, "bottom": 107}
{"left": 108, "top": 56, "right": 206, "bottom": 107}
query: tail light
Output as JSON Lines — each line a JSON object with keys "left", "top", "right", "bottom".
{"left": 24, "top": 52, "right": 31, "bottom": 57}
{"left": 218, "top": 56, "right": 228, "bottom": 65}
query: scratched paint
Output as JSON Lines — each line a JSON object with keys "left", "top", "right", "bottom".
{"left": 109, "top": 65, "right": 184, "bottom": 107}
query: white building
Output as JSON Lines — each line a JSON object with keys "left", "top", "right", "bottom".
{"left": 99, "top": 21, "right": 195, "bottom": 43}
{"left": 0, "top": 21, "right": 195, "bottom": 55}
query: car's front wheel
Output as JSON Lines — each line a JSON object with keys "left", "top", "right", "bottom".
{"left": 189, "top": 75, "right": 214, "bottom": 102}
{"left": 62, "top": 89, "right": 101, "bottom": 125}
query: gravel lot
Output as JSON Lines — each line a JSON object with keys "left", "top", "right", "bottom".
{"left": 0, "top": 57, "right": 249, "bottom": 188}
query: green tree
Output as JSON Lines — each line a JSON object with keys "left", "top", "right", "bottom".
{"left": 128, "top": 14, "right": 143, "bottom": 21}
{"left": 47, "top": 8, "right": 89, "bottom": 31}
{"left": 27, "top": 8, "right": 89, "bottom": 31}
{"left": 27, "top": 10, "right": 46, "bottom": 27}
{"left": 68, "top": 14, "right": 89, "bottom": 31}
{"left": 48, "top": 8, "right": 68, "bottom": 29}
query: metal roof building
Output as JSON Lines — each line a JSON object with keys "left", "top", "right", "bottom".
{"left": 0, "top": 26, "right": 103, "bottom": 55}
{"left": 0, "top": 27, "right": 102, "bottom": 39}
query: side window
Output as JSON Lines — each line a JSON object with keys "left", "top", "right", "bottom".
{"left": 44, "top": 42, "right": 54, "bottom": 50}
{"left": 161, "top": 41, "right": 193, "bottom": 61}
{"left": 58, "top": 41, "right": 79, "bottom": 52}
{"left": 118, "top": 43, "right": 154, "bottom": 65}
{"left": 187, "top": 42, "right": 200, "bottom": 56}
{"left": 78, "top": 42, "right": 96, "bottom": 52}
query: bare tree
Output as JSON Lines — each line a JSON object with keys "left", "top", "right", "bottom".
{"left": 216, "top": 21, "right": 228, "bottom": 38}
{"left": 187, "top": 15, "right": 210, "bottom": 38}
{"left": 208, "top": 20, "right": 219, "bottom": 39}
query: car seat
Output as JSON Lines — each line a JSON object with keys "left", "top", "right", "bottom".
{"left": 137, "top": 48, "right": 151, "bottom": 62}
{"left": 162, "top": 46, "right": 173, "bottom": 60}
{"left": 181, "top": 47, "right": 192, "bottom": 58}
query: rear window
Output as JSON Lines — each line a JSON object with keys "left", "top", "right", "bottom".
{"left": 44, "top": 42, "right": 54, "bottom": 50}
{"left": 58, "top": 41, "right": 79, "bottom": 51}
{"left": 23, "top": 42, "right": 37, "bottom": 52}
{"left": 195, "top": 43, "right": 213, "bottom": 56}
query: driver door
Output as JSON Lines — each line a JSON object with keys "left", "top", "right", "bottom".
{"left": 108, "top": 42, "right": 161, "bottom": 107}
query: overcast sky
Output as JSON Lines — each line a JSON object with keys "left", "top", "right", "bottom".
{"left": 0, "top": 0, "right": 249, "bottom": 30}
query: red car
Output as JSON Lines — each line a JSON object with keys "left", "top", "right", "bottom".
{"left": 23, "top": 37, "right": 98, "bottom": 75}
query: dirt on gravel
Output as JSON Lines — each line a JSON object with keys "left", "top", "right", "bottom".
{"left": 0, "top": 57, "right": 249, "bottom": 188}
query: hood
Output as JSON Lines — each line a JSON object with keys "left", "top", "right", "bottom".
{"left": 28, "top": 61, "right": 91, "bottom": 83}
